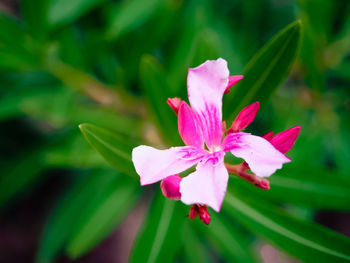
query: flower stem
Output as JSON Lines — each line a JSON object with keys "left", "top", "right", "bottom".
{"left": 224, "top": 163, "right": 270, "bottom": 190}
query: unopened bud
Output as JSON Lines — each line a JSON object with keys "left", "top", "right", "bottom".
{"left": 228, "top": 102, "right": 260, "bottom": 133}
{"left": 188, "top": 205, "right": 211, "bottom": 225}
{"left": 270, "top": 126, "right": 301, "bottom": 154}
{"left": 160, "top": 175, "right": 182, "bottom": 200}
{"left": 262, "top": 131, "right": 274, "bottom": 141}
{"left": 198, "top": 205, "right": 211, "bottom": 225}
{"left": 189, "top": 205, "right": 198, "bottom": 219}
{"left": 224, "top": 75, "right": 244, "bottom": 94}
{"left": 167, "top": 97, "right": 182, "bottom": 115}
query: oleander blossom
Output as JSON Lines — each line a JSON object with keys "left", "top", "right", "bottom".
{"left": 132, "top": 58, "right": 299, "bottom": 221}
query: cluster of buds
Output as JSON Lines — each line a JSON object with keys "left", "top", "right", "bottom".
{"left": 224, "top": 102, "right": 300, "bottom": 190}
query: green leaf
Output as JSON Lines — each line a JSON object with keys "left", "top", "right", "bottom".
{"left": 223, "top": 189, "right": 350, "bottom": 263}
{"left": 182, "top": 222, "right": 211, "bottom": 263}
{"left": 0, "top": 12, "right": 26, "bottom": 47}
{"left": 130, "top": 192, "right": 185, "bottom": 263}
{"left": 79, "top": 123, "right": 137, "bottom": 176}
{"left": 44, "top": 131, "right": 110, "bottom": 169}
{"left": 105, "top": 0, "right": 168, "bottom": 40}
{"left": 0, "top": 150, "right": 44, "bottom": 209}
{"left": 140, "top": 55, "right": 180, "bottom": 145}
{"left": 229, "top": 167, "right": 350, "bottom": 210}
{"left": 0, "top": 48, "right": 38, "bottom": 71}
{"left": 0, "top": 13, "right": 39, "bottom": 70}
{"left": 67, "top": 175, "right": 138, "bottom": 258}
{"left": 48, "top": 0, "right": 105, "bottom": 28}
{"left": 21, "top": 0, "right": 49, "bottom": 39}
{"left": 37, "top": 172, "right": 108, "bottom": 263}
{"left": 36, "top": 170, "right": 137, "bottom": 262}
{"left": 202, "top": 213, "right": 259, "bottom": 263}
{"left": 223, "top": 20, "right": 302, "bottom": 122}
{"left": 19, "top": 85, "right": 140, "bottom": 136}
{"left": 166, "top": 0, "right": 210, "bottom": 95}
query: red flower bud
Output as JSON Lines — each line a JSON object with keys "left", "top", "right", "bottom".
{"left": 188, "top": 205, "right": 211, "bottom": 225}
{"left": 198, "top": 205, "right": 211, "bottom": 225}
{"left": 189, "top": 205, "right": 198, "bottom": 219}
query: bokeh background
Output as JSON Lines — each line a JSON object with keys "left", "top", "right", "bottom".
{"left": 0, "top": 0, "right": 350, "bottom": 262}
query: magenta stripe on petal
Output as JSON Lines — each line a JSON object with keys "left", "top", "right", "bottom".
{"left": 187, "top": 58, "right": 229, "bottom": 150}
{"left": 180, "top": 152, "right": 228, "bottom": 212}
{"left": 178, "top": 102, "right": 204, "bottom": 148}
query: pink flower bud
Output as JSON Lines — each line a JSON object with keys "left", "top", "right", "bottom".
{"left": 270, "top": 126, "right": 301, "bottom": 154}
{"left": 224, "top": 75, "right": 244, "bottom": 94}
{"left": 228, "top": 102, "right": 260, "bottom": 133}
{"left": 160, "top": 174, "right": 182, "bottom": 200}
{"left": 167, "top": 97, "right": 182, "bottom": 115}
{"left": 262, "top": 131, "right": 274, "bottom": 141}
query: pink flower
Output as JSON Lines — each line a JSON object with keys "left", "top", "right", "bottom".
{"left": 132, "top": 58, "right": 292, "bottom": 213}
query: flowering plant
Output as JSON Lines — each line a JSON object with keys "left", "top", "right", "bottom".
{"left": 132, "top": 58, "right": 299, "bottom": 224}
{"left": 0, "top": 4, "right": 344, "bottom": 261}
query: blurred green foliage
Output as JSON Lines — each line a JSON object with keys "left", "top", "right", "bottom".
{"left": 0, "top": 0, "right": 350, "bottom": 262}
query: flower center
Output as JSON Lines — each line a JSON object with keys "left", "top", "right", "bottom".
{"left": 209, "top": 145, "right": 222, "bottom": 153}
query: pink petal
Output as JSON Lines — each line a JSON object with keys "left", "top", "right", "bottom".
{"left": 132, "top": 145, "right": 205, "bottom": 185}
{"left": 160, "top": 175, "right": 182, "bottom": 200}
{"left": 223, "top": 133, "right": 291, "bottom": 177}
{"left": 187, "top": 58, "right": 229, "bottom": 149}
{"left": 178, "top": 102, "right": 204, "bottom": 148}
{"left": 180, "top": 154, "right": 228, "bottom": 212}
{"left": 228, "top": 102, "right": 260, "bottom": 133}
{"left": 224, "top": 75, "right": 244, "bottom": 94}
{"left": 270, "top": 126, "right": 301, "bottom": 154}
{"left": 167, "top": 97, "right": 182, "bottom": 115}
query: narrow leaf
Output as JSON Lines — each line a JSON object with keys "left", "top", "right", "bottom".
{"left": 36, "top": 172, "right": 113, "bottom": 263}
{"left": 223, "top": 189, "right": 350, "bottom": 263}
{"left": 48, "top": 0, "right": 105, "bottom": 28}
{"left": 67, "top": 176, "right": 138, "bottom": 258}
{"left": 140, "top": 55, "right": 180, "bottom": 145}
{"left": 224, "top": 20, "right": 302, "bottom": 122}
{"left": 79, "top": 123, "right": 137, "bottom": 177}
{"left": 182, "top": 222, "right": 211, "bottom": 263}
{"left": 105, "top": 0, "right": 167, "bottom": 40}
{"left": 229, "top": 167, "right": 350, "bottom": 210}
{"left": 21, "top": 0, "right": 49, "bottom": 39}
{"left": 37, "top": 170, "right": 137, "bottom": 262}
{"left": 201, "top": 213, "right": 259, "bottom": 263}
{"left": 130, "top": 192, "right": 185, "bottom": 263}
{"left": 0, "top": 12, "right": 26, "bottom": 47}
{"left": 0, "top": 151, "right": 44, "bottom": 209}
